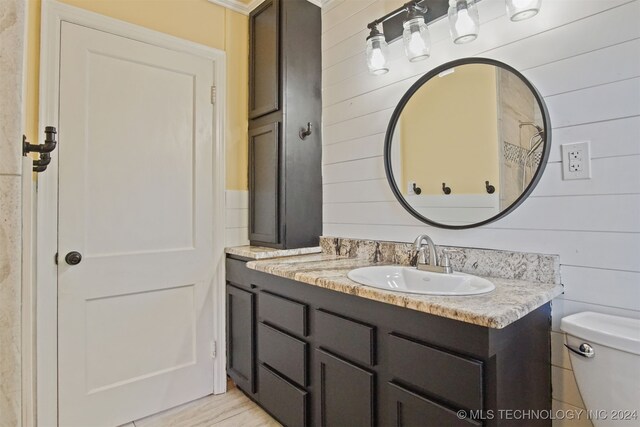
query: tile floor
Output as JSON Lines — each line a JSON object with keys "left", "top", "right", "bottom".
{"left": 126, "top": 382, "right": 280, "bottom": 427}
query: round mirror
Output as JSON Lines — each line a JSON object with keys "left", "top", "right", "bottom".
{"left": 384, "top": 58, "right": 551, "bottom": 229}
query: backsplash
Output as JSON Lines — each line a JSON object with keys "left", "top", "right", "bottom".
{"left": 320, "top": 236, "right": 560, "bottom": 285}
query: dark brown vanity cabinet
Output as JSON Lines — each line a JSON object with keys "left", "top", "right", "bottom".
{"left": 317, "top": 349, "right": 375, "bottom": 427}
{"left": 248, "top": 0, "right": 322, "bottom": 249}
{"left": 248, "top": 123, "right": 280, "bottom": 245}
{"left": 226, "top": 256, "right": 552, "bottom": 427}
{"left": 226, "top": 284, "right": 256, "bottom": 393}
{"left": 249, "top": 0, "right": 279, "bottom": 119}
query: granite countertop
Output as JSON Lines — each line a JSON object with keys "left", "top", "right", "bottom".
{"left": 245, "top": 253, "right": 564, "bottom": 329}
{"left": 225, "top": 245, "right": 321, "bottom": 260}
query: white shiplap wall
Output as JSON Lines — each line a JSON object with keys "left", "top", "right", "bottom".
{"left": 225, "top": 190, "right": 250, "bottom": 247}
{"left": 321, "top": 0, "right": 640, "bottom": 421}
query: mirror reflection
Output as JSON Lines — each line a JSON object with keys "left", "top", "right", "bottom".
{"left": 388, "top": 61, "right": 548, "bottom": 227}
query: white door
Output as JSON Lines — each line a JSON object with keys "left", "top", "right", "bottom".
{"left": 58, "top": 22, "right": 216, "bottom": 427}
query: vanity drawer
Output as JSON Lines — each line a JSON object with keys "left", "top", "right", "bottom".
{"left": 258, "top": 322, "right": 308, "bottom": 386}
{"left": 226, "top": 257, "right": 254, "bottom": 288}
{"left": 259, "top": 364, "right": 308, "bottom": 427}
{"left": 315, "top": 309, "right": 375, "bottom": 366}
{"left": 388, "top": 333, "right": 483, "bottom": 411}
{"left": 259, "top": 291, "right": 308, "bottom": 337}
{"left": 386, "top": 382, "right": 481, "bottom": 426}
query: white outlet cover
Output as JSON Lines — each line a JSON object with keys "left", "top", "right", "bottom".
{"left": 561, "top": 141, "right": 592, "bottom": 180}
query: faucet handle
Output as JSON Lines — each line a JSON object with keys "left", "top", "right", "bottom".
{"left": 441, "top": 252, "right": 452, "bottom": 268}
{"left": 416, "top": 247, "right": 428, "bottom": 265}
{"left": 440, "top": 249, "right": 461, "bottom": 270}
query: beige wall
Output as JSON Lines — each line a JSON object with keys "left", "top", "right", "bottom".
{"left": 399, "top": 64, "right": 499, "bottom": 195}
{"left": 25, "top": 0, "right": 248, "bottom": 190}
{"left": 224, "top": 10, "right": 248, "bottom": 191}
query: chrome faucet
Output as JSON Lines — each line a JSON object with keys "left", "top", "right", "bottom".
{"left": 413, "top": 234, "right": 455, "bottom": 274}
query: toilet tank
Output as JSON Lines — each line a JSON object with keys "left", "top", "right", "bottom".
{"left": 561, "top": 312, "right": 640, "bottom": 427}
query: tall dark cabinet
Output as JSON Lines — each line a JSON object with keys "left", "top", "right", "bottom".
{"left": 248, "top": 0, "right": 322, "bottom": 249}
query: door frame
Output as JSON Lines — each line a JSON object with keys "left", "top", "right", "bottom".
{"left": 36, "top": 2, "right": 228, "bottom": 425}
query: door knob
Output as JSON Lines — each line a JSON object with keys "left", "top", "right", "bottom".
{"left": 65, "top": 251, "right": 82, "bottom": 265}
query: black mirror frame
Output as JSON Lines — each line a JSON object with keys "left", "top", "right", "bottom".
{"left": 384, "top": 57, "right": 552, "bottom": 230}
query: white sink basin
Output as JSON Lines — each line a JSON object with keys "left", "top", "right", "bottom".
{"left": 347, "top": 265, "right": 495, "bottom": 296}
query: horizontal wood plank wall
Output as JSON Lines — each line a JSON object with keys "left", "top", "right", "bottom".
{"left": 321, "top": 3, "right": 640, "bottom": 421}
{"left": 226, "top": 190, "right": 249, "bottom": 247}
{"left": 321, "top": 0, "right": 640, "bottom": 323}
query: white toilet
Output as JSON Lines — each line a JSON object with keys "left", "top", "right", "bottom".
{"left": 561, "top": 312, "right": 640, "bottom": 427}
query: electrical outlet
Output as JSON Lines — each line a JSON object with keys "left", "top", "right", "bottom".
{"left": 568, "top": 150, "right": 583, "bottom": 172}
{"left": 562, "top": 141, "right": 591, "bottom": 180}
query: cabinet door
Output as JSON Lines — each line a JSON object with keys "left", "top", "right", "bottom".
{"left": 386, "top": 382, "right": 481, "bottom": 427}
{"left": 226, "top": 285, "right": 256, "bottom": 393}
{"left": 249, "top": 0, "right": 279, "bottom": 119}
{"left": 317, "top": 349, "right": 374, "bottom": 427}
{"left": 259, "top": 365, "right": 308, "bottom": 427}
{"left": 249, "top": 122, "right": 280, "bottom": 245}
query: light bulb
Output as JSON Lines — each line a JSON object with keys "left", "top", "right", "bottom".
{"left": 506, "top": 0, "right": 541, "bottom": 21}
{"left": 455, "top": 9, "right": 475, "bottom": 37}
{"left": 369, "top": 47, "right": 386, "bottom": 70}
{"left": 448, "top": 0, "right": 479, "bottom": 44}
{"left": 402, "top": 16, "right": 430, "bottom": 62}
{"left": 408, "top": 32, "right": 425, "bottom": 55}
{"left": 366, "top": 29, "right": 389, "bottom": 75}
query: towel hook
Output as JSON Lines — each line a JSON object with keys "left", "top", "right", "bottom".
{"left": 23, "top": 126, "right": 57, "bottom": 173}
{"left": 299, "top": 122, "right": 312, "bottom": 140}
{"left": 442, "top": 182, "right": 451, "bottom": 195}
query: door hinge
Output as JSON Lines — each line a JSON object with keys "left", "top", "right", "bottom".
{"left": 210, "top": 86, "right": 216, "bottom": 105}
{"left": 54, "top": 252, "right": 58, "bottom": 265}
{"left": 211, "top": 340, "right": 217, "bottom": 359}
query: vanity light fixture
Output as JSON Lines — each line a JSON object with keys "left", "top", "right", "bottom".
{"left": 448, "top": 0, "right": 480, "bottom": 44}
{"left": 365, "top": 0, "right": 542, "bottom": 75}
{"left": 506, "top": 0, "right": 542, "bottom": 21}
{"left": 366, "top": 25, "right": 390, "bottom": 75}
